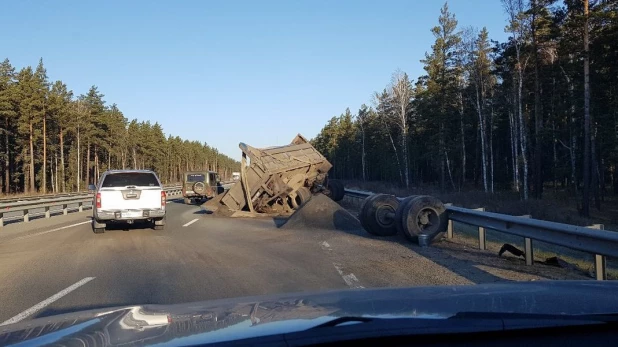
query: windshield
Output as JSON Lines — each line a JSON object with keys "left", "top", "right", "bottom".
{"left": 101, "top": 173, "right": 160, "bottom": 187}
{"left": 186, "top": 174, "right": 206, "bottom": 182}
{"left": 1, "top": 0, "right": 617, "bottom": 345}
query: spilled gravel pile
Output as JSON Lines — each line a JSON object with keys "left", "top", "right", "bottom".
{"left": 281, "top": 193, "right": 363, "bottom": 232}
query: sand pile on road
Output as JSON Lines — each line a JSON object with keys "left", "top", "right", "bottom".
{"left": 281, "top": 193, "right": 363, "bottom": 232}
{"left": 201, "top": 194, "right": 235, "bottom": 216}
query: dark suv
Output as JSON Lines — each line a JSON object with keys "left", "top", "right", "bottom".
{"left": 182, "top": 171, "right": 222, "bottom": 204}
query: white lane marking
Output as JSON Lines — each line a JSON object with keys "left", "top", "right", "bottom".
{"left": 14, "top": 220, "right": 91, "bottom": 241}
{"left": 183, "top": 218, "right": 199, "bottom": 227}
{"left": 0, "top": 277, "right": 96, "bottom": 326}
{"left": 333, "top": 263, "right": 364, "bottom": 289}
{"left": 320, "top": 241, "right": 332, "bottom": 251}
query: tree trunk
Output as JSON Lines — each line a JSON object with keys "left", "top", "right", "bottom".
{"left": 42, "top": 112, "right": 47, "bottom": 194}
{"left": 60, "top": 128, "right": 65, "bottom": 193}
{"left": 509, "top": 110, "right": 517, "bottom": 190}
{"left": 29, "top": 118, "right": 35, "bottom": 193}
{"left": 440, "top": 122, "right": 445, "bottom": 192}
{"left": 4, "top": 117, "right": 9, "bottom": 193}
{"left": 591, "top": 127, "right": 600, "bottom": 210}
{"left": 613, "top": 164, "right": 618, "bottom": 195}
{"left": 475, "top": 86, "right": 488, "bottom": 192}
{"left": 94, "top": 146, "right": 98, "bottom": 184}
{"left": 77, "top": 124, "right": 81, "bottom": 192}
{"left": 474, "top": 124, "right": 480, "bottom": 185}
{"left": 532, "top": 3, "right": 543, "bottom": 199}
{"left": 86, "top": 141, "right": 90, "bottom": 185}
{"left": 445, "top": 151, "right": 456, "bottom": 191}
{"left": 582, "top": 0, "right": 591, "bottom": 216}
{"left": 54, "top": 152, "right": 58, "bottom": 194}
{"left": 553, "top": 121, "right": 558, "bottom": 192}
{"left": 517, "top": 55, "right": 529, "bottom": 200}
{"left": 132, "top": 147, "right": 137, "bottom": 169}
{"left": 402, "top": 128, "right": 409, "bottom": 188}
{"left": 560, "top": 65, "right": 577, "bottom": 194}
{"left": 361, "top": 126, "right": 366, "bottom": 182}
{"left": 459, "top": 91, "right": 466, "bottom": 187}
{"left": 381, "top": 117, "right": 403, "bottom": 185}
{"left": 490, "top": 99, "right": 495, "bottom": 193}
{"left": 50, "top": 154, "right": 54, "bottom": 194}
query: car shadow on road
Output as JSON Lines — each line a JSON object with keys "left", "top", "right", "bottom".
{"left": 103, "top": 221, "right": 158, "bottom": 231}
{"left": 194, "top": 209, "right": 213, "bottom": 215}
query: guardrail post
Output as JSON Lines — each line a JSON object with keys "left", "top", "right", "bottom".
{"left": 63, "top": 204, "right": 68, "bottom": 215}
{"left": 23, "top": 210, "right": 29, "bottom": 223}
{"left": 524, "top": 238, "right": 534, "bottom": 266}
{"left": 45, "top": 206, "right": 51, "bottom": 219}
{"left": 445, "top": 203, "right": 453, "bottom": 239}
{"left": 517, "top": 215, "right": 534, "bottom": 266}
{"left": 78, "top": 202, "right": 83, "bottom": 212}
{"left": 475, "top": 207, "right": 486, "bottom": 250}
{"left": 590, "top": 224, "right": 606, "bottom": 280}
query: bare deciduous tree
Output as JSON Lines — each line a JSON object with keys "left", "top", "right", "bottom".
{"left": 582, "top": 0, "right": 591, "bottom": 216}
{"left": 503, "top": 0, "right": 530, "bottom": 200}
{"left": 389, "top": 70, "right": 414, "bottom": 188}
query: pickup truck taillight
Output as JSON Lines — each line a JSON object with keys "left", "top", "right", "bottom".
{"left": 161, "top": 191, "right": 166, "bottom": 207}
{"left": 96, "top": 193, "right": 101, "bottom": 208}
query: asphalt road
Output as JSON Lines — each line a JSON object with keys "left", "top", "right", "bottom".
{"left": 0, "top": 197, "right": 586, "bottom": 326}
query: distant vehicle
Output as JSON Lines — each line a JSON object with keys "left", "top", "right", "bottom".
{"left": 182, "top": 170, "right": 222, "bottom": 204}
{"left": 232, "top": 172, "right": 240, "bottom": 181}
{"left": 89, "top": 170, "right": 166, "bottom": 233}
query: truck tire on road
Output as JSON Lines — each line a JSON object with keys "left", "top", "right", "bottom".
{"left": 394, "top": 195, "right": 419, "bottom": 235}
{"left": 92, "top": 218, "right": 106, "bottom": 234}
{"left": 296, "top": 187, "right": 312, "bottom": 207}
{"left": 400, "top": 195, "right": 447, "bottom": 242}
{"left": 327, "top": 180, "right": 344, "bottom": 202}
{"left": 153, "top": 216, "right": 166, "bottom": 230}
{"left": 360, "top": 194, "right": 399, "bottom": 236}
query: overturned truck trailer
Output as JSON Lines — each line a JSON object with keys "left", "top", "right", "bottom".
{"left": 219, "top": 134, "right": 342, "bottom": 214}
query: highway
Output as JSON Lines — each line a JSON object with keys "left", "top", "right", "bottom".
{"left": 0, "top": 197, "right": 590, "bottom": 326}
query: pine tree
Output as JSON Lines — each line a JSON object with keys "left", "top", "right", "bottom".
{"left": 0, "top": 59, "right": 17, "bottom": 193}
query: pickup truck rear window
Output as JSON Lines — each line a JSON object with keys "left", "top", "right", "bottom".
{"left": 101, "top": 173, "right": 160, "bottom": 187}
{"left": 186, "top": 174, "right": 206, "bottom": 182}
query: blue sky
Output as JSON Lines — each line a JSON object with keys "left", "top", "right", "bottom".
{"left": 2, "top": 0, "right": 509, "bottom": 159}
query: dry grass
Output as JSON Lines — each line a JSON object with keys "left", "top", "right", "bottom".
{"left": 450, "top": 231, "right": 618, "bottom": 280}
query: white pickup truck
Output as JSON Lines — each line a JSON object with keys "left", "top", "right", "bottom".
{"left": 89, "top": 170, "right": 166, "bottom": 233}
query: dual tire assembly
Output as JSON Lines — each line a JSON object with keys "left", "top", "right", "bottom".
{"left": 287, "top": 178, "right": 344, "bottom": 211}
{"left": 358, "top": 194, "right": 447, "bottom": 242}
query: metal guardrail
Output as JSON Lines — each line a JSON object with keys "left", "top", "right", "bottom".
{"left": 0, "top": 186, "right": 183, "bottom": 227}
{"left": 343, "top": 188, "right": 616, "bottom": 281}
{"left": 0, "top": 183, "right": 182, "bottom": 204}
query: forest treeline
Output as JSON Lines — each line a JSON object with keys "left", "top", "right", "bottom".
{"left": 312, "top": 0, "right": 617, "bottom": 216}
{"left": 0, "top": 59, "right": 239, "bottom": 195}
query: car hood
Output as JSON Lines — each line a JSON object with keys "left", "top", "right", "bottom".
{"left": 2, "top": 280, "right": 618, "bottom": 346}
